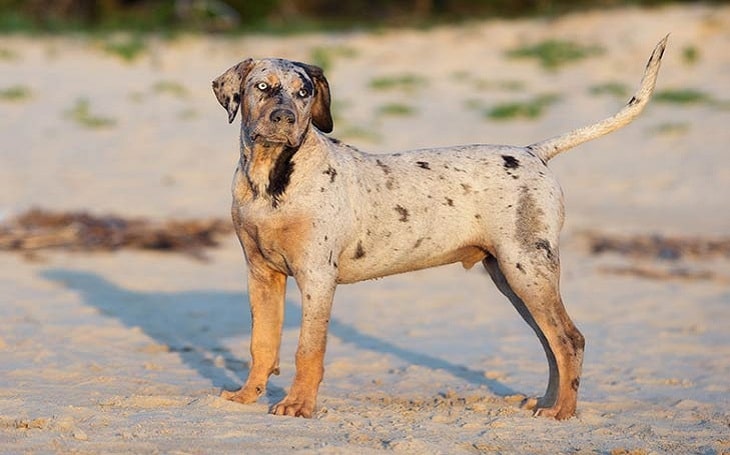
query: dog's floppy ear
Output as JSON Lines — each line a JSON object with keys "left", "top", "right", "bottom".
{"left": 293, "top": 62, "right": 333, "bottom": 133}
{"left": 212, "top": 58, "right": 254, "bottom": 124}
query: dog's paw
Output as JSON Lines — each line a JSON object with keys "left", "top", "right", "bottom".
{"left": 270, "top": 395, "right": 315, "bottom": 418}
{"left": 521, "top": 396, "right": 539, "bottom": 411}
{"left": 220, "top": 384, "right": 264, "bottom": 404}
{"left": 521, "top": 396, "right": 575, "bottom": 420}
{"left": 533, "top": 405, "right": 575, "bottom": 420}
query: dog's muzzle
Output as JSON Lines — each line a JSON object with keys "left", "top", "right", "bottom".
{"left": 269, "top": 108, "right": 296, "bottom": 125}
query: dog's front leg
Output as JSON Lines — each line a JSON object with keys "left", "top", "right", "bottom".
{"left": 271, "top": 276, "right": 335, "bottom": 418}
{"left": 222, "top": 266, "right": 287, "bottom": 404}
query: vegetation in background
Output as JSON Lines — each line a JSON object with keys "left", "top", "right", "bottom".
{"left": 0, "top": 47, "right": 17, "bottom": 59}
{"left": 309, "top": 45, "right": 358, "bottom": 72}
{"left": 507, "top": 39, "right": 604, "bottom": 69}
{"left": 654, "top": 88, "right": 712, "bottom": 105}
{"left": 452, "top": 72, "right": 526, "bottom": 92}
{"left": 485, "top": 94, "right": 560, "bottom": 120}
{"left": 338, "top": 125, "right": 381, "bottom": 143}
{"left": 101, "top": 34, "right": 148, "bottom": 62}
{"left": 0, "top": 1, "right": 720, "bottom": 34}
{"left": 0, "top": 85, "right": 32, "bottom": 101}
{"left": 64, "top": 98, "right": 116, "bottom": 129}
{"left": 650, "top": 122, "right": 691, "bottom": 136}
{"left": 369, "top": 74, "right": 427, "bottom": 92}
{"left": 682, "top": 45, "right": 700, "bottom": 65}
{"left": 377, "top": 102, "right": 416, "bottom": 117}
{"left": 152, "top": 80, "right": 189, "bottom": 98}
{"left": 589, "top": 82, "right": 630, "bottom": 98}
{"left": 652, "top": 88, "right": 730, "bottom": 110}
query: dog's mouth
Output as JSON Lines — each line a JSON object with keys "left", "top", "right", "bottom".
{"left": 249, "top": 131, "right": 301, "bottom": 148}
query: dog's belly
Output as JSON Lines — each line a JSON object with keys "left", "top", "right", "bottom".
{"left": 334, "top": 196, "right": 494, "bottom": 284}
{"left": 335, "top": 243, "right": 487, "bottom": 284}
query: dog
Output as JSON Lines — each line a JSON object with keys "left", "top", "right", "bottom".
{"left": 211, "top": 36, "right": 667, "bottom": 419}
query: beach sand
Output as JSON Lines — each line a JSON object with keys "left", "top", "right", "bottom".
{"left": 1, "top": 4, "right": 729, "bottom": 453}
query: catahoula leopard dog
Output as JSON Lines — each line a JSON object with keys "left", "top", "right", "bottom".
{"left": 211, "top": 36, "right": 667, "bottom": 419}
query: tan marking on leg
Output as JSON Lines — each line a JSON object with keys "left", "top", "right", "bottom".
{"left": 222, "top": 240, "right": 287, "bottom": 404}
{"left": 271, "top": 348, "right": 326, "bottom": 418}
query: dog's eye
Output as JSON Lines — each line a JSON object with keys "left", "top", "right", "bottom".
{"left": 297, "top": 88, "right": 309, "bottom": 98}
{"left": 256, "top": 82, "right": 269, "bottom": 91}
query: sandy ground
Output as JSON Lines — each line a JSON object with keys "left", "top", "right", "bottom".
{"left": 1, "top": 4, "right": 729, "bottom": 453}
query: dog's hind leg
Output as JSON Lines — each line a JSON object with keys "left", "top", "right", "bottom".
{"left": 483, "top": 250, "right": 584, "bottom": 420}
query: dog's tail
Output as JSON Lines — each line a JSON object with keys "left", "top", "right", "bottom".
{"left": 527, "top": 35, "right": 668, "bottom": 163}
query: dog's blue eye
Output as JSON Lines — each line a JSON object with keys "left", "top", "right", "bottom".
{"left": 257, "top": 82, "right": 269, "bottom": 91}
{"left": 297, "top": 88, "right": 309, "bottom": 98}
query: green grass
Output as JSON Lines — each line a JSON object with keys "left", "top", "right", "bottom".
{"left": 369, "top": 74, "right": 426, "bottom": 92}
{"left": 654, "top": 88, "right": 711, "bottom": 105}
{"left": 0, "top": 47, "right": 17, "bottom": 60}
{"left": 64, "top": 98, "right": 116, "bottom": 129}
{"left": 650, "top": 122, "right": 690, "bottom": 136}
{"left": 682, "top": 45, "right": 699, "bottom": 65}
{"left": 507, "top": 39, "right": 604, "bottom": 69}
{"left": 178, "top": 108, "right": 198, "bottom": 120}
{"left": 309, "top": 45, "right": 358, "bottom": 72}
{"left": 486, "top": 94, "right": 560, "bottom": 120}
{"left": 102, "top": 35, "right": 147, "bottom": 62}
{"left": 450, "top": 70, "right": 470, "bottom": 81}
{"left": 473, "top": 79, "right": 526, "bottom": 91}
{"left": 451, "top": 72, "right": 525, "bottom": 92}
{"left": 338, "top": 125, "right": 381, "bottom": 143}
{"left": 152, "top": 80, "right": 188, "bottom": 98}
{"left": 377, "top": 102, "right": 416, "bottom": 116}
{"left": 0, "top": 85, "right": 32, "bottom": 101}
{"left": 589, "top": 82, "right": 630, "bottom": 98}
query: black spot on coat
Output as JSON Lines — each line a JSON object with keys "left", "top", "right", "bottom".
{"left": 353, "top": 241, "right": 366, "bottom": 259}
{"left": 502, "top": 155, "right": 520, "bottom": 169}
{"left": 535, "top": 239, "right": 556, "bottom": 264}
{"left": 376, "top": 159, "right": 391, "bottom": 174}
{"left": 266, "top": 145, "right": 298, "bottom": 207}
{"left": 571, "top": 377, "right": 580, "bottom": 391}
{"left": 394, "top": 205, "right": 409, "bottom": 222}
{"left": 416, "top": 161, "right": 431, "bottom": 170}
{"left": 323, "top": 166, "right": 338, "bottom": 183}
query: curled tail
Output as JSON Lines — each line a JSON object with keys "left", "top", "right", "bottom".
{"left": 527, "top": 35, "right": 668, "bottom": 162}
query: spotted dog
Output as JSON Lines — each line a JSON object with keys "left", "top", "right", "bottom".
{"left": 212, "top": 36, "right": 668, "bottom": 419}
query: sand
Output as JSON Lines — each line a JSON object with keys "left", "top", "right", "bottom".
{"left": 1, "top": 4, "right": 729, "bottom": 453}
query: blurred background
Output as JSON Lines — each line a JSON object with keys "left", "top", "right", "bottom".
{"left": 0, "top": 0, "right": 725, "bottom": 33}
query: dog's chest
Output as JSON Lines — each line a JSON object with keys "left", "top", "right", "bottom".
{"left": 233, "top": 201, "right": 312, "bottom": 274}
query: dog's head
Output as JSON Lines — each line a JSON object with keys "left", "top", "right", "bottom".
{"left": 212, "top": 58, "right": 332, "bottom": 148}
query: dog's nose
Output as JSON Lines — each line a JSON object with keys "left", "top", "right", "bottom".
{"left": 270, "top": 108, "right": 295, "bottom": 125}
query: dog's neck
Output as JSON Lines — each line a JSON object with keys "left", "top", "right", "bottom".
{"left": 239, "top": 127, "right": 315, "bottom": 207}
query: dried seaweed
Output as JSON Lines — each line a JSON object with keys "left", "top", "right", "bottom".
{"left": 0, "top": 208, "right": 232, "bottom": 260}
{"left": 598, "top": 265, "right": 729, "bottom": 284}
{"left": 581, "top": 231, "right": 730, "bottom": 261}
{"left": 580, "top": 231, "right": 730, "bottom": 282}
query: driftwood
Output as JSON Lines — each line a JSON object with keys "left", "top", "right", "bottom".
{"left": 0, "top": 208, "right": 232, "bottom": 259}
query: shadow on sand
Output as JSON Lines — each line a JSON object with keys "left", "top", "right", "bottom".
{"left": 41, "top": 268, "right": 515, "bottom": 401}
